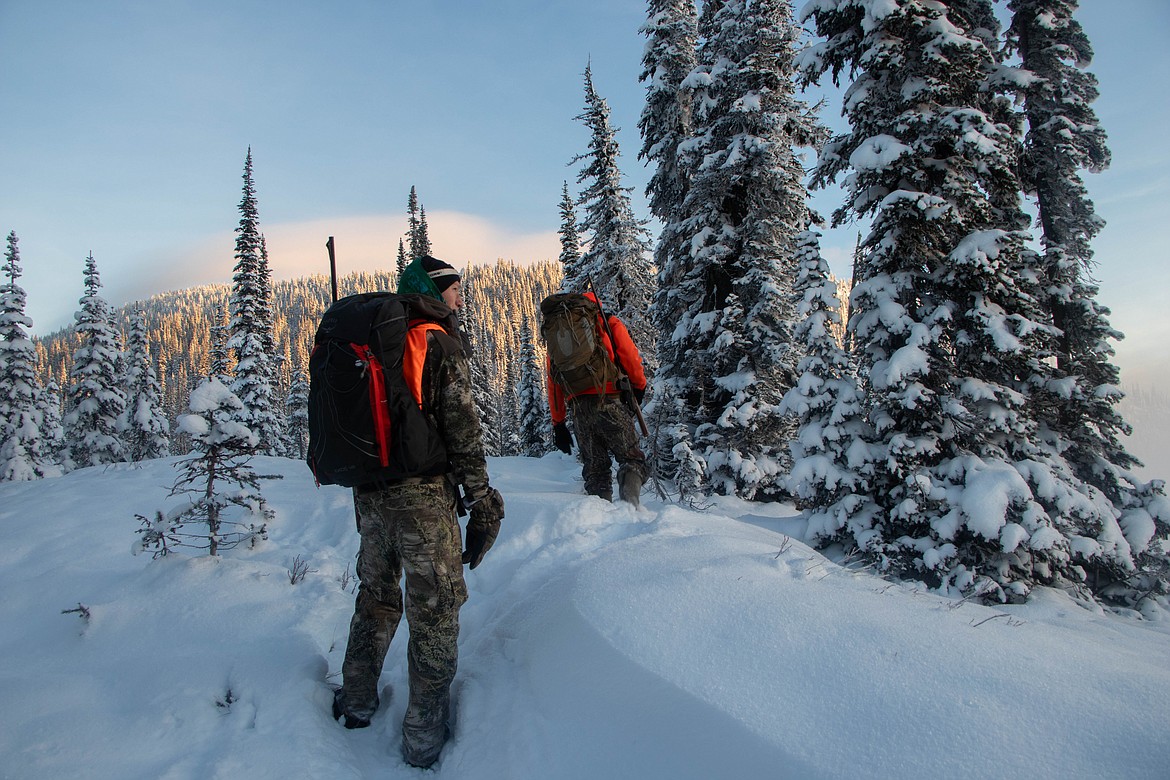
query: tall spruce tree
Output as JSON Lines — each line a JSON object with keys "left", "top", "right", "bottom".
{"left": 557, "top": 181, "right": 585, "bottom": 290}
{"left": 460, "top": 272, "right": 500, "bottom": 456}
{"left": 407, "top": 186, "right": 432, "bottom": 260}
{"left": 38, "top": 381, "right": 66, "bottom": 466}
{"left": 638, "top": 0, "right": 698, "bottom": 225}
{"left": 418, "top": 206, "right": 433, "bottom": 259}
{"left": 118, "top": 310, "right": 170, "bottom": 461}
{"left": 64, "top": 252, "right": 128, "bottom": 469}
{"left": 517, "top": 318, "right": 552, "bottom": 457}
{"left": 396, "top": 239, "right": 408, "bottom": 277}
{"left": 799, "top": 0, "right": 1135, "bottom": 602}
{"left": 655, "top": 0, "right": 820, "bottom": 500}
{"left": 284, "top": 368, "right": 309, "bottom": 460}
{"left": 0, "top": 231, "right": 52, "bottom": 480}
{"left": 780, "top": 229, "right": 872, "bottom": 529}
{"left": 1007, "top": 0, "right": 1167, "bottom": 603}
{"left": 227, "top": 148, "right": 282, "bottom": 455}
{"left": 572, "top": 63, "right": 656, "bottom": 363}
{"left": 208, "top": 305, "right": 231, "bottom": 383}
{"left": 639, "top": 0, "right": 699, "bottom": 492}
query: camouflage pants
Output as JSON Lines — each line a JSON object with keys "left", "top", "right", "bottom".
{"left": 340, "top": 480, "right": 467, "bottom": 759}
{"left": 569, "top": 394, "right": 647, "bottom": 500}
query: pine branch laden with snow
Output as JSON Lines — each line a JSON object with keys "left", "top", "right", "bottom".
{"left": 638, "top": 0, "right": 698, "bottom": 225}
{"left": 651, "top": 0, "right": 820, "bottom": 501}
{"left": 796, "top": 0, "right": 1168, "bottom": 603}
{"left": 64, "top": 252, "right": 128, "bottom": 470}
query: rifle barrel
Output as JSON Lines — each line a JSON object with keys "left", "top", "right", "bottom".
{"left": 326, "top": 236, "right": 338, "bottom": 303}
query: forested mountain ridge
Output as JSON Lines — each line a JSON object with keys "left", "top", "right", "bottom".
{"left": 32, "top": 260, "right": 564, "bottom": 455}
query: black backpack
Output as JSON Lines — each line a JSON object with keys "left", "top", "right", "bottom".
{"left": 540, "top": 293, "right": 622, "bottom": 395}
{"left": 306, "top": 292, "right": 459, "bottom": 488}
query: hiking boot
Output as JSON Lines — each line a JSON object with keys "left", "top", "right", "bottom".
{"left": 332, "top": 687, "right": 377, "bottom": 729}
{"left": 402, "top": 722, "right": 451, "bottom": 768}
{"left": 618, "top": 469, "right": 642, "bottom": 507}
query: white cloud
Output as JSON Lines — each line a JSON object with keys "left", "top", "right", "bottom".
{"left": 106, "top": 210, "right": 562, "bottom": 304}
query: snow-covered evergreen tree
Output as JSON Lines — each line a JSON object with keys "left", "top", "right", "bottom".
{"left": 396, "top": 239, "right": 408, "bottom": 277}
{"left": 1006, "top": 0, "right": 1168, "bottom": 604}
{"left": 64, "top": 252, "right": 128, "bottom": 469}
{"left": 780, "top": 229, "right": 874, "bottom": 533}
{"left": 572, "top": 63, "right": 656, "bottom": 364}
{"left": 639, "top": 0, "right": 698, "bottom": 227}
{"left": 407, "top": 186, "right": 432, "bottom": 260}
{"left": 0, "top": 231, "right": 52, "bottom": 480}
{"left": 497, "top": 382, "right": 521, "bottom": 457}
{"left": 38, "top": 381, "right": 66, "bottom": 467}
{"left": 149, "top": 378, "right": 275, "bottom": 557}
{"left": 118, "top": 310, "right": 170, "bottom": 462}
{"left": 798, "top": 0, "right": 1144, "bottom": 602}
{"left": 517, "top": 318, "right": 552, "bottom": 458}
{"left": 208, "top": 305, "right": 231, "bottom": 383}
{"left": 639, "top": 0, "right": 699, "bottom": 493}
{"left": 418, "top": 206, "right": 433, "bottom": 259}
{"left": 557, "top": 181, "right": 586, "bottom": 291}
{"left": 227, "top": 148, "right": 281, "bottom": 455}
{"left": 284, "top": 368, "right": 309, "bottom": 460}
{"left": 655, "top": 0, "right": 820, "bottom": 500}
{"left": 459, "top": 277, "right": 501, "bottom": 456}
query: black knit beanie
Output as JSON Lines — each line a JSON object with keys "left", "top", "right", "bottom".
{"left": 420, "top": 255, "right": 460, "bottom": 294}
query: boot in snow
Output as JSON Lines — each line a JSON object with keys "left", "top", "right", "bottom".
{"left": 402, "top": 689, "right": 452, "bottom": 768}
{"left": 332, "top": 686, "right": 378, "bottom": 729}
{"left": 618, "top": 467, "right": 642, "bottom": 507}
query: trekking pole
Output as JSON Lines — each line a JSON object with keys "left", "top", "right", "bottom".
{"left": 586, "top": 277, "right": 650, "bottom": 437}
{"left": 326, "top": 236, "right": 338, "bottom": 303}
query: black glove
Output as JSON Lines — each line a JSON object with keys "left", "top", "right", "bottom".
{"left": 463, "top": 487, "right": 504, "bottom": 569}
{"left": 633, "top": 386, "right": 645, "bottom": 405}
{"left": 553, "top": 422, "right": 573, "bottom": 454}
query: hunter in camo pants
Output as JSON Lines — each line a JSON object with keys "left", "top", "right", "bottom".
{"left": 339, "top": 481, "right": 467, "bottom": 757}
{"left": 570, "top": 394, "right": 647, "bottom": 501}
{"left": 334, "top": 262, "right": 503, "bottom": 769}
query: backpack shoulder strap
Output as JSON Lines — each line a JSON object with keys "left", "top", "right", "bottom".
{"left": 403, "top": 322, "right": 452, "bottom": 408}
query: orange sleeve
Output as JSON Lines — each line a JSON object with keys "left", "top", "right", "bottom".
{"left": 608, "top": 317, "right": 647, "bottom": 391}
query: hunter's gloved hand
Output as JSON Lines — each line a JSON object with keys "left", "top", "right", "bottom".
{"left": 553, "top": 422, "right": 573, "bottom": 454}
{"left": 463, "top": 487, "right": 504, "bottom": 569}
{"left": 633, "top": 386, "right": 646, "bottom": 405}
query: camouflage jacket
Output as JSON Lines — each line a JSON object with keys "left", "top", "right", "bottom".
{"left": 418, "top": 328, "right": 491, "bottom": 502}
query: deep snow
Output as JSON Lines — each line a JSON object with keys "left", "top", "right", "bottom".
{"left": 0, "top": 453, "right": 1167, "bottom": 779}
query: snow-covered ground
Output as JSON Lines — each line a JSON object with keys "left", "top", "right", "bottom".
{"left": 1, "top": 453, "right": 1167, "bottom": 779}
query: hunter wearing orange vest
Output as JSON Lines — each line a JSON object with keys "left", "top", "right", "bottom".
{"left": 545, "top": 291, "right": 649, "bottom": 506}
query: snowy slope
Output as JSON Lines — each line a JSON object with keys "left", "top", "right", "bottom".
{"left": 0, "top": 454, "right": 1167, "bottom": 779}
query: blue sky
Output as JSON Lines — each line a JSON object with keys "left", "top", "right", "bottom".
{"left": 1, "top": 0, "right": 1167, "bottom": 390}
